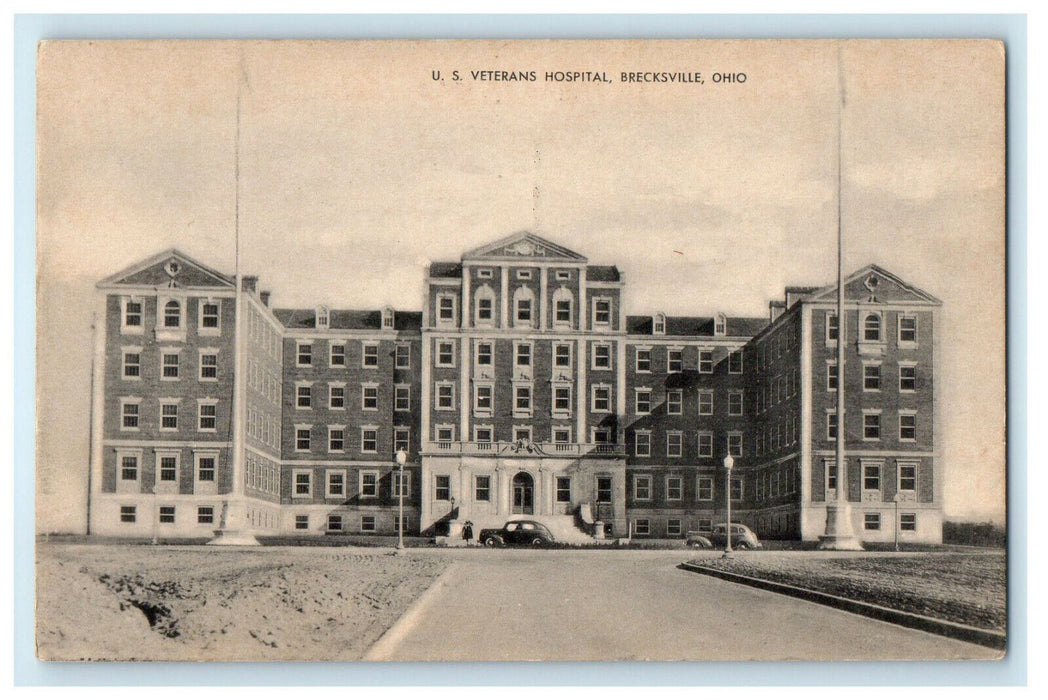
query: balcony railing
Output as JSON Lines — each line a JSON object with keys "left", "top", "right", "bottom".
{"left": 422, "top": 440, "right": 625, "bottom": 458}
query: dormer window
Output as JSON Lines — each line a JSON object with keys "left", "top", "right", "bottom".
{"left": 382, "top": 307, "right": 395, "bottom": 330}
{"left": 653, "top": 313, "right": 666, "bottom": 335}
{"left": 316, "top": 306, "right": 330, "bottom": 330}
{"left": 715, "top": 313, "right": 727, "bottom": 336}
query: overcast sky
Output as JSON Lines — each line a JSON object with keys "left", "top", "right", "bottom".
{"left": 36, "top": 40, "right": 1005, "bottom": 531}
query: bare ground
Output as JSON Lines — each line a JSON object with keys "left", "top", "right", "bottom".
{"left": 691, "top": 551, "right": 1007, "bottom": 632}
{"left": 36, "top": 543, "right": 450, "bottom": 661}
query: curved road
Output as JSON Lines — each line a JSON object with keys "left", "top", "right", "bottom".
{"left": 366, "top": 549, "right": 998, "bottom": 661}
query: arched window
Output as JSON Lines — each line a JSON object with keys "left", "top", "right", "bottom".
{"left": 316, "top": 305, "right": 330, "bottom": 329}
{"left": 863, "top": 314, "right": 881, "bottom": 341}
{"left": 715, "top": 313, "right": 727, "bottom": 336}
{"left": 474, "top": 285, "right": 496, "bottom": 326}
{"left": 552, "top": 287, "right": 574, "bottom": 328}
{"left": 513, "top": 286, "right": 536, "bottom": 329}
{"left": 163, "top": 300, "right": 181, "bottom": 328}
{"left": 653, "top": 313, "right": 666, "bottom": 335}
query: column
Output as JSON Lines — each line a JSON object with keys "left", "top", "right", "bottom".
{"left": 500, "top": 266, "right": 509, "bottom": 329}
{"left": 539, "top": 267, "right": 548, "bottom": 330}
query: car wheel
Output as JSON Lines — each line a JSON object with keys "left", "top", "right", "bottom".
{"left": 484, "top": 536, "right": 501, "bottom": 547}
{"left": 530, "top": 537, "right": 545, "bottom": 546}
{"left": 737, "top": 541, "right": 750, "bottom": 550}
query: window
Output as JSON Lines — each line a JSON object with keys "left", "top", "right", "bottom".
{"left": 593, "top": 428, "right": 613, "bottom": 445}
{"left": 328, "top": 427, "right": 345, "bottom": 452}
{"left": 634, "top": 475, "right": 652, "bottom": 500}
{"left": 329, "top": 385, "right": 346, "bottom": 409}
{"left": 667, "top": 518, "right": 683, "bottom": 536}
{"left": 899, "top": 365, "right": 917, "bottom": 392}
{"left": 667, "top": 476, "right": 683, "bottom": 500}
{"left": 361, "top": 428, "right": 378, "bottom": 453}
{"left": 435, "top": 383, "right": 455, "bottom": 410}
{"left": 296, "top": 384, "right": 312, "bottom": 409}
{"left": 295, "top": 427, "right": 311, "bottom": 451}
{"left": 362, "top": 385, "right": 379, "bottom": 410}
{"left": 591, "top": 385, "right": 612, "bottom": 413}
{"left": 395, "top": 385, "right": 410, "bottom": 412}
{"left": 198, "top": 403, "right": 217, "bottom": 431}
{"left": 475, "top": 475, "right": 491, "bottom": 501}
{"left": 900, "top": 513, "right": 917, "bottom": 532}
{"left": 294, "top": 514, "right": 309, "bottom": 530}
{"left": 360, "top": 471, "right": 379, "bottom": 498}
{"left": 477, "top": 268, "right": 494, "bottom": 279}
{"left": 827, "top": 362, "right": 838, "bottom": 391}
{"left": 158, "top": 454, "right": 178, "bottom": 481}
{"left": 667, "top": 390, "right": 682, "bottom": 415}
{"left": 899, "top": 315, "right": 918, "bottom": 344}
{"left": 863, "top": 314, "right": 882, "bottom": 341}
{"left": 899, "top": 413, "right": 917, "bottom": 441}
{"left": 593, "top": 298, "right": 612, "bottom": 326}
{"left": 474, "top": 342, "right": 493, "bottom": 368}
{"left": 327, "top": 514, "right": 343, "bottom": 532}
{"left": 297, "top": 342, "right": 312, "bottom": 367}
{"left": 515, "top": 343, "right": 532, "bottom": 367}
{"left": 553, "top": 385, "right": 572, "bottom": 416}
{"left": 826, "top": 314, "right": 839, "bottom": 341}
{"left": 120, "top": 454, "right": 139, "bottom": 481}
{"left": 667, "top": 349, "right": 683, "bottom": 373}
{"left": 293, "top": 471, "right": 312, "bottom": 497}
{"left": 474, "top": 426, "right": 493, "bottom": 443}
{"left": 553, "top": 291, "right": 573, "bottom": 325}
{"left": 395, "top": 344, "right": 410, "bottom": 369}
{"left": 667, "top": 433, "right": 683, "bottom": 458}
{"left": 513, "top": 385, "right": 532, "bottom": 416}
{"left": 827, "top": 412, "right": 838, "bottom": 440}
{"left": 434, "top": 475, "right": 451, "bottom": 501}
{"left": 475, "top": 384, "right": 494, "bottom": 414}
{"left": 160, "top": 403, "right": 178, "bottom": 430}
{"left": 198, "top": 506, "right": 215, "bottom": 524}
{"left": 162, "top": 352, "right": 180, "bottom": 379}
{"left": 394, "top": 427, "right": 410, "bottom": 453}
{"left": 475, "top": 296, "right": 494, "bottom": 325}
{"left": 435, "top": 426, "right": 454, "bottom": 443}
{"left": 123, "top": 298, "right": 143, "bottom": 330}
{"left": 552, "top": 427, "right": 571, "bottom": 444}
{"left": 330, "top": 343, "right": 347, "bottom": 367}
{"left": 556, "top": 270, "right": 572, "bottom": 281}
{"left": 315, "top": 306, "right": 329, "bottom": 329}
{"left": 196, "top": 455, "right": 216, "bottom": 482}
{"left": 554, "top": 344, "right": 572, "bottom": 368}
{"left": 826, "top": 460, "right": 838, "bottom": 491}
{"left": 592, "top": 344, "right": 611, "bottom": 369}
{"left": 199, "top": 352, "right": 218, "bottom": 380}
{"left": 635, "top": 389, "right": 652, "bottom": 415}
{"left": 200, "top": 301, "right": 220, "bottom": 330}
{"left": 390, "top": 468, "right": 411, "bottom": 498}
{"left": 636, "top": 348, "right": 651, "bottom": 372}
{"left": 863, "top": 463, "right": 881, "bottom": 491}
{"left": 556, "top": 477, "right": 571, "bottom": 502}
{"left": 730, "top": 477, "right": 743, "bottom": 501}
{"left": 728, "top": 433, "right": 743, "bottom": 458}
{"left": 729, "top": 351, "right": 743, "bottom": 374}
{"left": 715, "top": 314, "right": 727, "bottom": 336}
{"left": 697, "top": 477, "right": 714, "bottom": 501}
{"left": 864, "top": 513, "right": 881, "bottom": 531}
{"left": 728, "top": 392, "right": 743, "bottom": 416}
{"left": 514, "top": 287, "right": 535, "bottom": 327}
{"left": 698, "top": 391, "right": 713, "bottom": 415}
{"left": 863, "top": 364, "right": 881, "bottom": 391}
{"left": 122, "top": 350, "right": 141, "bottom": 378}
{"left": 163, "top": 300, "right": 181, "bottom": 328}
{"left": 436, "top": 341, "right": 455, "bottom": 367}
{"left": 437, "top": 295, "right": 456, "bottom": 324}
{"left": 698, "top": 350, "right": 713, "bottom": 374}
{"left": 155, "top": 505, "right": 174, "bottom": 524}
{"left": 516, "top": 268, "right": 533, "bottom": 280}
{"left": 653, "top": 314, "right": 665, "bottom": 335}
{"left": 120, "top": 506, "right": 136, "bottom": 523}
{"left": 634, "top": 519, "right": 650, "bottom": 536}
{"left": 863, "top": 413, "right": 881, "bottom": 440}
{"left": 698, "top": 432, "right": 713, "bottom": 458}
{"left": 326, "top": 470, "right": 346, "bottom": 498}
{"left": 633, "top": 431, "right": 653, "bottom": 458}
{"left": 362, "top": 343, "right": 379, "bottom": 368}
{"left": 596, "top": 476, "right": 613, "bottom": 503}
{"left": 899, "top": 463, "right": 917, "bottom": 492}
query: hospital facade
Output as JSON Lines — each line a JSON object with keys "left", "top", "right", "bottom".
{"left": 88, "top": 232, "right": 944, "bottom": 543}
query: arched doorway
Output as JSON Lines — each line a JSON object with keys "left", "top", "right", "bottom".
{"left": 512, "top": 472, "right": 534, "bottom": 514}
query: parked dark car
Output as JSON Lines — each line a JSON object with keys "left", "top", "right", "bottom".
{"left": 708, "top": 523, "right": 762, "bottom": 550}
{"left": 478, "top": 520, "right": 556, "bottom": 547}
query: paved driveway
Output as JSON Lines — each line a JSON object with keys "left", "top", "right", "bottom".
{"left": 366, "top": 549, "right": 999, "bottom": 661}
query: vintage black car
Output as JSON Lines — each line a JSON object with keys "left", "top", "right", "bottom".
{"left": 478, "top": 520, "right": 556, "bottom": 547}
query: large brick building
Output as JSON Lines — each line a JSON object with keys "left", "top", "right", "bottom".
{"left": 88, "top": 232, "right": 943, "bottom": 543}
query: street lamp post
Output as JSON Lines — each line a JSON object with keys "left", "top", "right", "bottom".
{"left": 395, "top": 449, "right": 407, "bottom": 551}
{"left": 722, "top": 453, "right": 735, "bottom": 560}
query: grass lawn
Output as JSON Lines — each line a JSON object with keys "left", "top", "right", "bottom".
{"left": 692, "top": 552, "right": 1006, "bottom": 632}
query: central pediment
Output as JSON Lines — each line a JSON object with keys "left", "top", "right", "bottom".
{"left": 462, "top": 232, "right": 588, "bottom": 263}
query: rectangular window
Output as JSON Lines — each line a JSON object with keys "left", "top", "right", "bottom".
{"left": 162, "top": 353, "right": 180, "bottom": 379}
{"left": 362, "top": 343, "right": 379, "bottom": 368}
{"left": 327, "top": 471, "right": 346, "bottom": 497}
{"left": 635, "top": 432, "right": 651, "bottom": 457}
{"left": 698, "top": 350, "right": 713, "bottom": 374}
{"left": 394, "top": 427, "right": 410, "bottom": 453}
{"left": 438, "top": 296, "right": 455, "bottom": 323}
{"left": 475, "top": 342, "right": 493, "bottom": 366}
{"left": 197, "top": 456, "right": 216, "bottom": 482}
{"left": 728, "top": 351, "right": 743, "bottom": 374}
{"left": 295, "top": 428, "right": 311, "bottom": 451}
{"left": 552, "top": 427, "right": 571, "bottom": 444}
{"left": 437, "top": 341, "right": 455, "bottom": 367}
{"left": 329, "top": 385, "right": 345, "bottom": 409}
{"left": 667, "top": 349, "right": 683, "bottom": 373}
{"left": 900, "top": 513, "right": 917, "bottom": 532}
{"left": 123, "top": 352, "right": 141, "bottom": 378}
{"left": 863, "top": 463, "right": 881, "bottom": 491}
{"left": 199, "top": 352, "right": 218, "bottom": 380}
{"left": 516, "top": 343, "right": 532, "bottom": 367}
{"left": 698, "top": 432, "right": 713, "bottom": 458}
{"left": 294, "top": 471, "right": 312, "bottom": 496}
{"left": 327, "top": 514, "right": 343, "bottom": 532}
{"left": 198, "top": 403, "right": 217, "bottom": 431}
{"left": 553, "top": 386, "right": 572, "bottom": 415}
{"left": 591, "top": 385, "right": 612, "bottom": 413}
{"left": 362, "top": 385, "right": 379, "bottom": 410}
{"left": 120, "top": 454, "right": 139, "bottom": 481}
{"left": 899, "top": 464, "right": 917, "bottom": 492}
{"left": 124, "top": 299, "right": 142, "bottom": 328}
{"left": 698, "top": 518, "right": 713, "bottom": 532}
{"left": 435, "top": 475, "right": 451, "bottom": 501}
{"left": 697, "top": 477, "right": 713, "bottom": 501}
{"left": 728, "top": 392, "right": 743, "bottom": 416}
{"left": 592, "top": 344, "right": 611, "bottom": 369}
{"left": 160, "top": 403, "right": 178, "bottom": 430}
{"left": 596, "top": 476, "right": 613, "bottom": 503}
{"left": 667, "top": 432, "right": 683, "bottom": 458}
{"left": 667, "top": 476, "right": 683, "bottom": 500}
{"left": 435, "top": 383, "right": 455, "bottom": 410}
{"left": 474, "top": 426, "right": 493, "bottom": 443}
{"left": 635, "top": 389, "right": 652, "bottom": 415}
{"left": 513, "top": 426, "right": 533, "bottom": 443}
{"left": 827, "top": 363, "right": 838, "bottom": 391}
{"left": 329, "top": 343, "right": 346, "bottom": 367}
{"left": 826, "top": 314, "right": 839, "bottom": 341}
{"left": 555, "top": 299, "right": 572, "bottom": 323}
{"left": 864, "top": 413, "right": 881, "bottom": 440}
{"left": 899, "top": 413, "right": 917, "bottom": 441}
{"left": 556, "top": 477, "right": 571, "bottom": 502}
{"left": 826, "top": 461, "right": 838, "bottom": 491}
{"left": 864, "top": 513, "right": 881, "bottom": 531}
{"left": 730, "top": 477, "right": 743, "bottom": 501}
{"left": 392, "top": 470, "right": 411, "bottom": 498}
{"left": 516, "top": 269, "right": 533, "bottom": 280}
{"left": 198, "top": 506, "right": 215, "bottom": 524}
{"left": 514, "top": 385, "right": 532, "bottom": 414}
{"left": 329, "top": 427, "right": 345, "bottom": 452}
{"left": 898, "top": 315, "right": 918, "bottom": 344}
{"left": 698, "top": 391, "right": 713, "bottom": 415}
{"left": 475, "top": 475, "right": 491, "bottom": 501}
{"left": 667, "top": 518, "right": 683, "bottom": 537}
{"left": 120, "top": 506, "right": 136, "bottom": 523}
{"left": 864, "top": 364, "right": 882, "bottom": 391}
{"left": 634, "top": 519, "right": 650, "bottom": 536}
{"left": 476, "top": 297, "right": 493, "bottom": 322}
{"left": 634, "top": 475, "right": 652, "bottom": 500}
{"left": 201, "top": 302, "right": 219, "bottom": 329}
{"left": 361, "top": 429, "right": 378, "bottom": 453}
{"left": 593, "top": 298, "right": 612, "bottom": 326}
{"left": 516, "top": 297, "right": 533, "bottom": 323}
{"left": 475, "top": 384, "right": 493, "bottom": 413}
{"left": 728, "top": 433, "right": 743, "bottom": 458}
{"left": 899, "top": 365, "right": 917, "bottom": 392}
{"left": 636, "top": 348, "right": 651, "bottom": 372}
{"left": 554, "top": 343, "right": 572, "bottom": 368}
{"left": 297, "top": 342, "right": 312, "bottom": 366}
{"left": 827, "top": 412, "right": 838, "bottom": 440}
{"left": 436, "top": 426, "right": 454, "bottom": 442}
{"left": 296, "top": 385, "right": 312, "bottom": 408}
{"left": 395, "top": 344, "right": 410, "bottom": 369}
{"left": 666, "top": 390, "right": 682, "bottom": 415}
{"left": 360, "top": 471, "right": 379, "bottom": 498}
{"left": 158, "top": 455, "right": 178, "bottom": 482}
{"left": 294, "top": 514, "right": 309, "bottom": 530}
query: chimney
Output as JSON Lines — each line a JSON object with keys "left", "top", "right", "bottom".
{"left": 260, "top": 291, "right": 271, "bottom": 307}
{"left": 769, "top": 300, "right": 786, "bottom": 323}
{"left": 241, "top": 275, "right": 258, "bottom": 293}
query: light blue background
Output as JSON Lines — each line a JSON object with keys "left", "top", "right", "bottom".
{"left": 13, "top": 13, "right": 1027, "bottom": 687}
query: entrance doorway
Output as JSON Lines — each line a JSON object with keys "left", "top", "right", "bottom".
{"left": 512, "top": 472, "right": 534, "bottom": 514}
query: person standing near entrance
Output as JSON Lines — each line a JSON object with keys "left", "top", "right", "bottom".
{"left": 462, "top": 520, "right": 474, "bottom": 547}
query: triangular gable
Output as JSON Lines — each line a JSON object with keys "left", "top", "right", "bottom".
{"left": 97, "top": 249, "right": 235, "bottom": 290}
{"left": 806, "top": 265, "right": 942, "bottom": 305}
{"left": 462, "top": 231, "right": 588, "bottom": 262}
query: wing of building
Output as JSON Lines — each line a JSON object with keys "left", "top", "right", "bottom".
{"left": 88, "top": 233, "right": 943, "bottom": 543}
